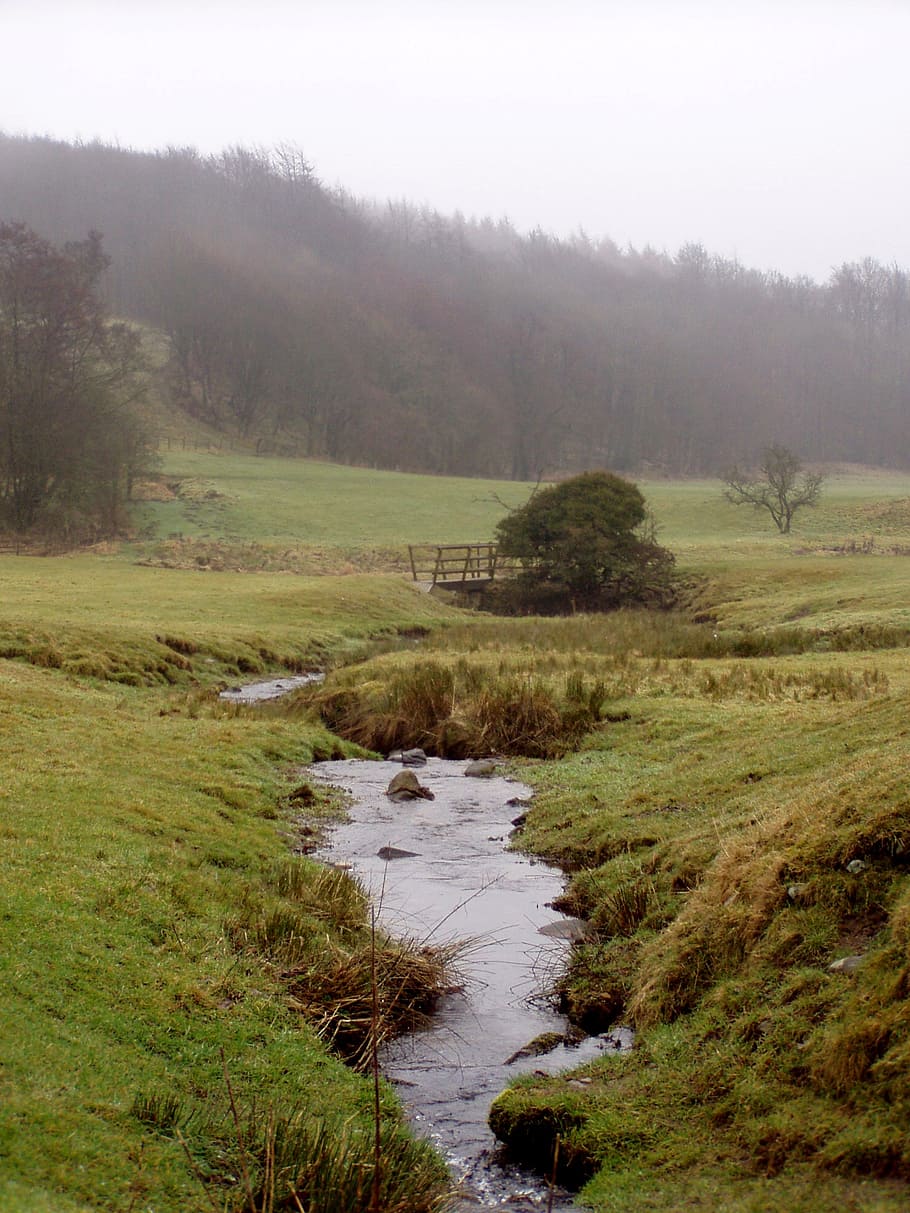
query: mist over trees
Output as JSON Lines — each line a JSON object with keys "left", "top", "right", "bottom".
{"left": 1, "top": 132, "right": 909, "bottom": 481}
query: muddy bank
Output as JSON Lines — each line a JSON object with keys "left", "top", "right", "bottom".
{"left": 310, "top": 757, "right": 627, "bottom": 1211}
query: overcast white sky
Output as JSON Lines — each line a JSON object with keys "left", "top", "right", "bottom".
{"left": 2, "top": 0, "right": 908, "bottom": 281}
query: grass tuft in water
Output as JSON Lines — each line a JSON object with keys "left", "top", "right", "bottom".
{"left": 227, "top": 860, "right": 460, "bottom": 1066}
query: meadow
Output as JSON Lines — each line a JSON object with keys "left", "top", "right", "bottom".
{"left": 2, "top": 451, "right": 910, "bottom": 1211}
{"left": 137, "top": 448, "right": 910, "bottom": 556}
{"left": 131, "top": 447, "right": 534, "bottom": 571}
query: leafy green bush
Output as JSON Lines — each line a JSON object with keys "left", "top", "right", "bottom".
{"left": 492, "top": 472, "right": 676, "bottom": 613}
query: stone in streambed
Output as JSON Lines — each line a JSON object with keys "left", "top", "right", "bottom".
{"left": 377, "top": 845, "right": 419, "bottom": 860}
{"left": 387, "top": 748, "right": 428, "bottom": 766}
{"left": 464, "top": 758, "right": 498, "bottom": 778}
{"left": 504, "top": 1031, "right": 566, "bottom": 1065}
{"left": 386, "top": 769, "right": 434, "bottom": 802}
{"left": 828, "top": 954, "right": 865, "bottom": 974}
{"left": 538, "top": 917, "right": 587, "bottom": 941}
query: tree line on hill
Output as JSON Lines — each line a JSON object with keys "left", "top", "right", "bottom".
{"left": 0, "top": 132, "right": 909, "bottom": 531}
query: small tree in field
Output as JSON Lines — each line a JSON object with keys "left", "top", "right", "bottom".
{"left": 722, "top": 444, "right": 824, "bottom": 534}
{"left": 493, "top": 471, "right": 675, "bottom": 613}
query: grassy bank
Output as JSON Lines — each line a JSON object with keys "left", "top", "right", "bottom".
{"left": 402, "top": 621, "right": 908, "bottom": 1210}
{"left": 486, "top": 661, "right": 910, "bottom": 1209}
{"left": 0, "top": 568, "right": 461, "bottom": 1212}
{"left": 0, "top": 555, "right": 455, "bottom": 685}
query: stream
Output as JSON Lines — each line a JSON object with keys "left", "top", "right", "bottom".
{"left": 219, "top": 673, "right": 323, "bottom": 703}
{"left": 310, "top": 757, "right": 629, "bottom": 1211}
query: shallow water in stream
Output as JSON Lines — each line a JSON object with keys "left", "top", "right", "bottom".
{"left": 310, "top": 758, "right": 630, "bottom": 1211}
{"left": 219, "top": 672, "right": 323, "bottom": 703}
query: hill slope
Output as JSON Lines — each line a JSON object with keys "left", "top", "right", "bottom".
{"left": 2, "top": 133, "right": 910, "bottom": 478}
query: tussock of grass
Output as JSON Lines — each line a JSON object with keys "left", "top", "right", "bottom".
{"left": 227, "top": 859, "right": 459, "bottom": 1065}
{"left": 488, "top": 1085, "right": 596, "bottom": 1189}
{"left": 311, "top": 658, "right": 608, "bottom": 758}
{"left": 271, "top": 860, "right": 369, "bottom": 936}
{"left": 285, "top": 936, "right": 460, "bottom": 1065}
{"left": 597, "top": 876, "right": 660, "bottom": 938}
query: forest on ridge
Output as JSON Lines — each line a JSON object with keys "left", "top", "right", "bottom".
{"left": 1, "top": 131, "right": 908, "bottom": 482}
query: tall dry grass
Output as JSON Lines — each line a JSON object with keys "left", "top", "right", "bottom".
{"left": 310, "top": 660, "right": 608, "bottom": 758}
{"left": 227, "top": 859, "right": 460, "bottom": 1066}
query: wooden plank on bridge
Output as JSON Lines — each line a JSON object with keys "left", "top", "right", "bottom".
{"left": 407, "top": 543, "right": 515, "bottom": 590}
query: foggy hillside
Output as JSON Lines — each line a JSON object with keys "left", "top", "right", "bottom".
{"left": 1, "top": 132, "right": 907, "bottom": 479}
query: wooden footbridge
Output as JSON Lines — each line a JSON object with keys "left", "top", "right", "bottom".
{"left": 408, "top": 542, "right": 516, "bottom": 592}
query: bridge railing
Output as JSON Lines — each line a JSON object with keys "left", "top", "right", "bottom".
{"left": 407, "top": 543, "right": 517, "bottom": 589}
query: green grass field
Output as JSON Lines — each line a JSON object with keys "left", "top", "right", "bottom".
{"left": 135, "top": 448, "right": 533, "bottom": 551}
{"left": 0, "top": 554, "right": 454, "bottom": 686}
{"left": 2, "top": 454, "right": 910, "bottom": 1211}
{"left": 137, "top": 450, "right": 910, "bottom": 557}
{"left": 642, "top": 467, "right": 910, "bottom": 553}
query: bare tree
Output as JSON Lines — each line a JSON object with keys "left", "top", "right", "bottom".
{"left": 722, "top": 444, "right": 824, "bottom": 533}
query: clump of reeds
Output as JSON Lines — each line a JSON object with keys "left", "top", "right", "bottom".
{"left": 468, "top": 677, "right": 566, "bottom": 757}
{"left": 285, "top": 932, "right": 461, "bottom": 1066}
{"left": 421, "top": 610, "right": 910, "bottom": 661}
{"left": 309, "top": 659, "right": 607, "bottom": 758}
{"left": 250, "top": 1111, "right": 449, "bottom": 1213}
{"left": 228, "top": 861, "right": 371, "bottom": 959}
{"left": 227, "top": 859, "right": 460, "bottom": 1065}
{"left": 597, "top": 877, "right": 658, "bottom": 937}
{"left": 312, "top": 663, "right": 455, "bottom": 755}
{"left": 131, "top": 1089, "right": 186, "bottom": 1135}
{"left": 697, "top": 663, "right": 889, "bottom": 702}
{"left": 271, "top": 860, "right": 368, "bottom": 938}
